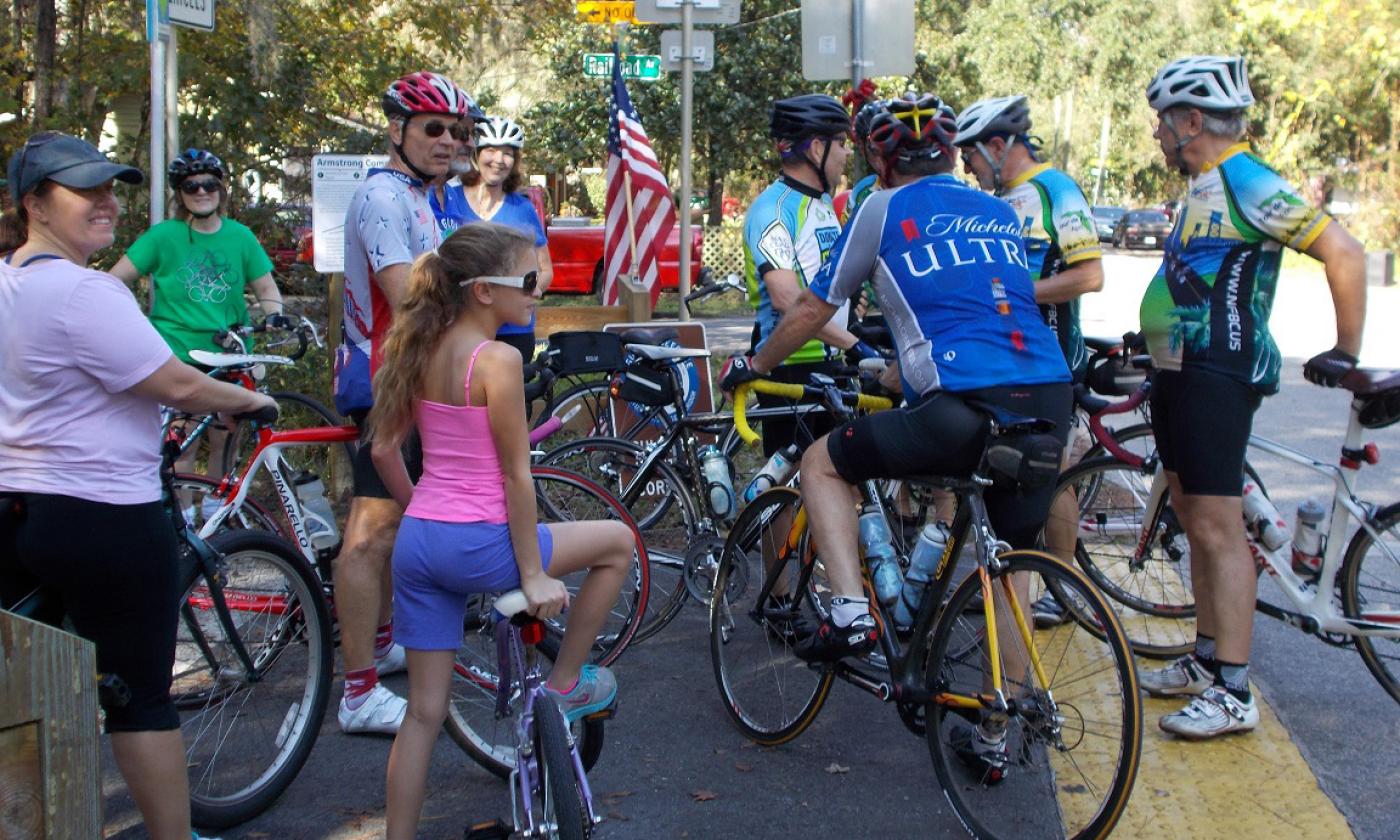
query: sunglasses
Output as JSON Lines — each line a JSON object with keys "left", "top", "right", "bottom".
{"left": 179, "top": 179, "right": 221, "bottom": 195}
{"left": 460, "top": 269, "right": 539, "bottom": 294}
{"left": 420, "top": 119, "right": 472, "bottom": 141}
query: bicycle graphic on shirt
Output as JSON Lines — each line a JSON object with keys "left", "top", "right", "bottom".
{"left": 180, "top": 252, "right": 233, "bottom": 304}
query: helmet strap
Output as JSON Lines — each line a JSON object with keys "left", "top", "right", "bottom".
{"left": 1158, "top": 113, "right": 1197, "bottom": 176}
{"left": 807, "top": 137, "right": 833, "bottom": 195}
{"left": 974, "top": 140, "right": 1013, "bottom": 193}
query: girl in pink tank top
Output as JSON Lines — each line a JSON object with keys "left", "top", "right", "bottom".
{"left": 366, "top": 223, "right": 631, "bottom": 840}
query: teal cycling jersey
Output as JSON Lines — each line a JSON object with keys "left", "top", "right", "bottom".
{"left": 841, "top": 172, "right": 879, "bottom": 226}
{"left": 742, "top": 176, "right": 849, "bottom": 366}
{"left": 999, "top": 163, "right": 1101, "bottom": 378}
{"left": 1139, "top": 143, "right": 1332, "bottom": 395}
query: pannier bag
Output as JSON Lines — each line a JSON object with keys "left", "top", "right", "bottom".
{"left": 547, "top": 331, "right": 625, "bottom": 375}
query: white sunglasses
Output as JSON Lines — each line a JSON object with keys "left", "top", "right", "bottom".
{"left": 459, "top": 270, "right": 539, "bottom": 293}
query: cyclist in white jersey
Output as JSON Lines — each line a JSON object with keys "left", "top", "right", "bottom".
{"left": 332, "top": 71, "right": 483, "bottom": 735}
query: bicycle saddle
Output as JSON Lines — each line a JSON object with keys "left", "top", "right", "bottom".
{"left": 618, "top": 326, "right": 680, "bottom": 345}
{"left": 626, "top": 343, "right": 710, "bottom": 361}
{"left": 188, "top": 350, "right": 294, "bottom": 369}
{"left": 1342, "top": 368, "right": 1400, "bottom": 396}
{"left": 964, "top": 399, "right": 1058, "bottom": 437}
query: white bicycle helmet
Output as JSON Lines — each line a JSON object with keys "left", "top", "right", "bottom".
{"left": 476, "top": 116, "right": 525, "bottom": 150}
{"left": 1146, "top": 56, "right": 1254, "bottom": 112}
{"left": 953, "top": 95, "right": 1032, "bottom": 146}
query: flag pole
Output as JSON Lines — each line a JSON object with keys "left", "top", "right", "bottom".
{"left": 616, "top": 27, "right": 642, "bottom": 296}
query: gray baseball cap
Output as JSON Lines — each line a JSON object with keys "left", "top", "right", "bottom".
{"left": 7, "top": 131, "right": 143, "bottom": 203}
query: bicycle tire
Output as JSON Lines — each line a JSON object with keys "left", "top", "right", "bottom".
{"left": 922, "top": 549, "right": 1141, "bottom": 840}
{"left": 170, "top": 474, "right": 287, "bottom": 538}
{"left": 1079, "top": 421, "right": 1155, "bottom": 464}
{"left": 1340, "top": 502, "right": 1400, "bottom": 705}
{"left": 222, "top": 390, "right": 356, "bottom": 481}
{"left": 445, "top": 602, "right": 604, "bottom": 778}
{"left": 710, "top": 486, "right": 833, "bottom": 745}
{"left": 531, "top": 466, "right": 648, "bottom": 666}
{"left": 180, "top": 529, "right": 333, "bottom": 829}
{"left": 534, "top": 692, "right": 591, "bottom": 840}
{"left": 1048, "top": 456, "right": 1196, "bottom": 659}
{"left": 537, "top": 437, "right": 700, "bottom": 641}
{"left": 542, "top": 379, "right": 615, "bottom": 441}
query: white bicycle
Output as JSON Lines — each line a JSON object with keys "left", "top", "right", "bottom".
{"left": 1051, "top": 368, "right": 1400, "bottom": 703}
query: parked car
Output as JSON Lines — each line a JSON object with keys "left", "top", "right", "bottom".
{"left": 546, "top": 218, "right": 704, "bottom": 298}
{"left": 1112, "top": 209, "right": 1172, "bottom": 250}
{"left": 1091, "top": 206, "right": 1126, "bottom": 243}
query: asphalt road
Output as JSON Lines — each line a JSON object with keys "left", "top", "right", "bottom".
{"left": 101, "top": 250, "right": 1400, "bottom": 838}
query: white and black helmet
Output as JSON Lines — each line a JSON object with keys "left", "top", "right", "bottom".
{"left": 1146, "top": 56, "right": 1254, "bottom": 113}
{"left": 476, "top": 116, "right": 525, "bottom": 150}
{"left": 953, "top": 95, "right": 1032, "bottom": 146}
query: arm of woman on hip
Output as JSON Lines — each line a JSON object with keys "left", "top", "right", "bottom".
{"left": 484, "top": 342, "right": 567, "bottom": 618}
{"left": 129, "top": 356, "right": 276, "bottom": 417}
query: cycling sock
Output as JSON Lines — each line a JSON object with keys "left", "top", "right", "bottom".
{"left": 830, "top": 596, "right": 870, "bottom": 628}
{"left": 373, "top": 621, "right": 394, "bottom": 659}
{"left": 1193, "top": 634, "right": 1217, "bottom": 670}
{"left": 343, "top": 667, "right": 378, "bottom": 708}
{"left": 1214, "top": 659, "right": 1251, "bottom": 702}
{"left": 550, "top": 674, "right": 580, "bottom": 695}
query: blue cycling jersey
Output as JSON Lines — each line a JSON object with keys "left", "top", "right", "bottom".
{"left": 809, "top": 173, "right": 1070, "bottom": 399}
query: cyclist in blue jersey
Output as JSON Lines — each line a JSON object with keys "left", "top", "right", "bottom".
{"left": 332, "top": 71, "right": 484, "bottom": 735}
{"left": 723, "top": 92, "right": 1071, "bottom": 671}
{"left": 740, "top": 95, "right": 873, "bottom": 457}
{"left": 955, "top": 94, "right": 1105, "bottom": 628}
{"left": 1136, "top": 56, "right": 1366, "bottom": 740}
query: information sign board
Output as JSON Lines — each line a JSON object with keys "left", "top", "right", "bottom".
{"left": 311, "top": 154, "right": 388, "bottom": 275}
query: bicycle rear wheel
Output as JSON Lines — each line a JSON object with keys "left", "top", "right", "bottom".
{"left": 533, "top": 692, "right": 592, "bottom": 840}
{"left": 1340, "top": 502, "right": 1400, "bottom": 705}
{"left": 531, "top": 466, "right": 648, "bottom": 666}
{"left": 1048, "top": 456, "right": 1195, "bottom": 659}
{"left": 222, "top": 390, "right": 356, "bottom": 487}
{"left": 444, "top": 595, "right": 604, "bottom": 778}
{"left": 922, "top": 550, "right": 1141, "bottom": 840}
{"left": 537, "top": 437, "right": 700, "bottom": 642}
{"left": 178, "top": 529, "right": 333, "bottom": 829}
{"left": 541, "top": 379, "right": 614, "bottom": 442}
{"left": 710, "top": 487, "right": 833, "bottom": 745}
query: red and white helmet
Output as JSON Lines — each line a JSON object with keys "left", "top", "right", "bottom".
{"left": 382, "top": 72, "right": 485, "bottom": 120}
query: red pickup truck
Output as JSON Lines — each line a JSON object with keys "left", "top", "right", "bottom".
{"left": 544, "top": 217, "right": 704, "bottom": 296}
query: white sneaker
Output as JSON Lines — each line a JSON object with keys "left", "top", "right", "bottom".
{"left": 338, "top": 683, "right": 406, "bottom": 734}
{"left": 1140, "top": 653, "right": 1213, "bottom": 698}
{"left": 1159, "top": 685, "right": 1258, "bottom": 740}
{"left": 375, "top": 642, "right": 407, "bottom": 677}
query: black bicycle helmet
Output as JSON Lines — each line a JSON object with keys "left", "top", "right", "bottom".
{"left": 867, "top": 93, "right": 957, "bottom": 164}
{"left": 168, "top": 148, "right": 225, "bottom": 187}
{"left": 853, "top": 99, "right": 885, "bottom": 144}
{"left": 769, "top": 94, "right": 852, "bottom": 142}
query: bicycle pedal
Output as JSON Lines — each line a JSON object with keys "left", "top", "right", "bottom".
{"left": 463, "top": 818, "right": 512, "bottom": 839}
{"left": 584, "top": 702, "right": 618, "bottom": 721}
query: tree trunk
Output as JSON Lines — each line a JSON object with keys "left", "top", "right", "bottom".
{"left": 32, "top": 0, "right": 55, "bottom": 122}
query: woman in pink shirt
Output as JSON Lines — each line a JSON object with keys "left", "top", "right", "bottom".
{"left": 368, "top": 222, "right": 629, "bottom": 840}
{"left": 0, "top": 132, "right": 274, "bottom": 840}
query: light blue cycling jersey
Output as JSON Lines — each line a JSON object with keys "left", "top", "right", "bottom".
{"left": 841, "top": 172, "right": 879, "bottom": 226}
{"left": 742, "top": 175, "right": 848, "bottom": 365}
{"left": 999, "top": 162, "right": 1101, "bottom": 378}
{"left": 809, "top": 173, "right": 1070, "bottom": 400}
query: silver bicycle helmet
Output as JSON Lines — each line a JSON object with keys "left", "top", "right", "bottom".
{"left": 1146, "top": 56, "right": 1254, "bottom": 113}
{"left": 953, "top": 95, "right": 1032, "bottom": 146}
{"left": 476, "top": 116, "right": 525, "bottom": 150}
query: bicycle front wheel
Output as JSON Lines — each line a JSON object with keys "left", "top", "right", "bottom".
{"left": 171, "top": 474, "right": 287, "bottom": 538}
{"left": 1048, "top": 456, "right": 1195, "bottom": 659}
{"left": 222, "top": 390, "right": 356, "bottom": 483}
{"left": 445, "top": 594, "right": 604, "bottom": 778}
{"left": 710, "top": 487, "right": 833, "bottom": 745}
{"left": 534, "top": 692, "right": 591, "bottom": 840}
{"left": 543, "top": 379, "right": 614, "bottom": 442}
{"left": 922, "top": 550, "right": 1141, "bottom": 840}
{"left": 1340, "top": 502, "right": 1400, "bottom": 705}
{"left": 179, "top": 529, "right": 333, "bottom": 829}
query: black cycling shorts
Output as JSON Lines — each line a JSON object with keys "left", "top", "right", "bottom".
{"left": 1150, "top": 367, "right": 1261, "bottom": 497}
{"left": 757, "top": 359, "right": 844, "bottom": 458}
{"left": 2, "top": 494, "right": 181, "bottom": 732}
{"left": 826, "top": 383, "right": 1073, "bottom": 549}
{"left": 349, "top": 411, "right": 423, "bottom": 500}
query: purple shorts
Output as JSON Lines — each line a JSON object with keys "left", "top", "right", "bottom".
{"left": 392, "top": 516, "right": 554, "bottom": 650}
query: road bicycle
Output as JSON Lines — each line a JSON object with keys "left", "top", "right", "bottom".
{"left": 1051, "top": 366, "right": 1400, "bottom": 701}
{"left": 457, "top": 589, "right": 613, "bottom": 840}
{"left": 2, "top": 405, "right": 334, "bottom": 830}
{"left": 710, "top": 377, "right": 1142, "bottom": 840}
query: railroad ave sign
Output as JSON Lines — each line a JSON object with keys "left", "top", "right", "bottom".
{"left": 583, "top": 53, "right": 663, "bottom": 80}
{"left": 576, "top": 1, "right": 638, "bottom": 24}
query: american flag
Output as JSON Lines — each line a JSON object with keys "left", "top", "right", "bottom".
{"left": 603, "top": 41, "right": 675, "bottom": 306}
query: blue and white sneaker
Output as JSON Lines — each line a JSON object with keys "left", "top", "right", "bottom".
{"left": 550, "top": 665, "right": 618, "bottom": 722}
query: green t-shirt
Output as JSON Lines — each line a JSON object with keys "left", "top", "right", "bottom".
{"left": 124, "top": 218, "right": 274, "bottom": 363}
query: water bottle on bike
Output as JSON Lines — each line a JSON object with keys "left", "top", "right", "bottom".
{"left": 741, "top": 443, "right": 800, "bottom": 504}
{"left": 1291, "top": 498, "right": 1328, "bottom": 579}
{"left": 698, "top": 445, "right": 737, "bottom": 523}
{"left": 859, "top": 504, "right": 902, "bottom": 606}
{"left": 894, "top": 521, "right": 950, "bottom": 632}
{"left": 294, "top": 472, "right": 340, "bottom": 550}
{"left": 1241, "top": 478, "right": 1288, "bottom": 551}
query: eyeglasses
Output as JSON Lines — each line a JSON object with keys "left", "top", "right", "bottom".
{"left": 460, "top": 269, "right": 539, "bottom": 294}
{"left": 179, "top": 179, "right": 221, "bottom": 195}
{"left": 420, "top": 119, "right": 472, "bottom": 141}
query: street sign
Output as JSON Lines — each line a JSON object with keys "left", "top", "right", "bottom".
{"left": 576, "top": 1, "right": 638, "bottom": 25}
{"left": 661, "top": 29, "right": 714, "bottom": 72}
{"left": 800, "top": 0, "right": 914, "bottom": 81}
{"left": 167, "top": 0, "right": 215, "bottom": 31}
{"left": 634, "top": 0, "right": 740, "bottom": 25}
{"left": 582, "top": 53, "right": 663, "bottom": 81}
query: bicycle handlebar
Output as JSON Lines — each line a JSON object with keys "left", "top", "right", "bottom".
{"left": 732, "top": 380, "right": 893, "bottom": 446}
{"left": 213, "top": 316, "right": 318, "bottom": 363}
{"left": 233, "top": 404, "right": 280, "bottom": 424}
